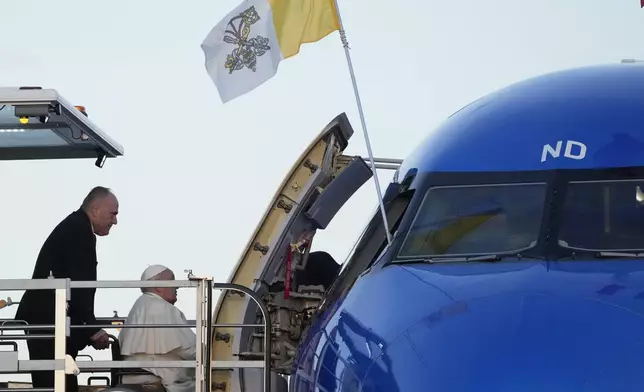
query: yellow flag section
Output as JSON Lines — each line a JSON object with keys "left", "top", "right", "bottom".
{"left": 269, "top": 0, "right": 339, "bottom": 58}
{"left": 201, "top": 0, "right": 339, "bottom": 103}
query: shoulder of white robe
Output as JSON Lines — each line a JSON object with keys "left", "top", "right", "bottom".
{"left": 119, "top": 294, "right": 194, "bottom": 355}
{"left": 148, "top": 294, "right": 188, "bottom": 324}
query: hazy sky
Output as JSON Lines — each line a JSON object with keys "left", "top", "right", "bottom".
{"left": 0, "top": 0, "right": 642, "bottom": 384}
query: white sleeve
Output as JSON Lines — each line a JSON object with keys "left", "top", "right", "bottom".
{"left": 175, "top": 344, "right": 197, "bottom": 360}
{"left": 173, "top": 328, "right": 197, "bottom": 360}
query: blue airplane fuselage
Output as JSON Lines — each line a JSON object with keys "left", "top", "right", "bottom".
{"left": 290, "top": 63, "right": 644, "bottom": 391}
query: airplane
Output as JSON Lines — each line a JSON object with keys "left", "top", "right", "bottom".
{"left": 213, "top": 60, "right": 644, "bottom": 391}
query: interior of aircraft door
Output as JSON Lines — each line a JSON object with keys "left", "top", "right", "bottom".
{"left": 305, "top": 155, "right": 373, "bottom": 229}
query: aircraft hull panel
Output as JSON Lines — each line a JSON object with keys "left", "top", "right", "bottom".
{"left": 290, "top": 63, "right": 644, "bottom": 392}
{"left": 397, "top": 63, "right": 644, "bottom": 177}
{"left": 292, "top": 260, "right": 644, "bottom": 391}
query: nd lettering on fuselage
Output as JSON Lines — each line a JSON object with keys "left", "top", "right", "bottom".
{"left": 541, "top": 140, "right": 587, "bottom": 162}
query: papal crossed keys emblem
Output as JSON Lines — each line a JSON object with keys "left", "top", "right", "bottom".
{"left": 223, "top": 6, "right": 271, "bottom": 74}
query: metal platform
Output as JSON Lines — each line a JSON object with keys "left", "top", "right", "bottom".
{"left": 0, "top": 274, "right": 272, "bottom": 392}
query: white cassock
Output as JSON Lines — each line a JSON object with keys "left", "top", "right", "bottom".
{"left": 119, "top": 292, "right": 196, "bottom": 392}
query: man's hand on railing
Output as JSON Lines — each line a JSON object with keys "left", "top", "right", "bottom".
{"left": 0, "top": 297, "right": 15, "bottom": 310}
{"left": 90, "top": 329, "right": 110, "bottom": 350}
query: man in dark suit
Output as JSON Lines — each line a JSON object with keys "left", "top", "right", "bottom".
{"left": 15, "top": 186, "right": 120, "bottom": 392}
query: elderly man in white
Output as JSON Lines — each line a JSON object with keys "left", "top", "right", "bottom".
{"left": 119, "top": 265, "right": 196, "bottom": 392}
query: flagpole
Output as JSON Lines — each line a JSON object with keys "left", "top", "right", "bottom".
{"left": 332, "top": 0, "right": 393, "bottom": 246}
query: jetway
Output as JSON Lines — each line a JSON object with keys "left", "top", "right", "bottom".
{"left": 0, "top": 274, "right": 275, "bottom": 392}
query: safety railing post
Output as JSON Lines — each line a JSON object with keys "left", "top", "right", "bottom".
{"left": 53, "top": 279, "right": 70, "bottom": 392}
{"left": 194, "top": 279, "right": 204, "bottom": 392}
{"left": 205, "top": 279, "right": 213, "bottom": 392}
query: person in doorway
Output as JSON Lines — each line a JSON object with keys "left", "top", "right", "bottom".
{"left": 295, "top": 251, "right": 341, "bottom": 290}
{"left": 15, "top": 186, "right": 119, "bottom": 392}
{"left": 119, "top": 265, "right": 196, "bottom": 392}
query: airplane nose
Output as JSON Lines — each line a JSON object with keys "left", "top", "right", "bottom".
{"left": 371, "top": 294, "right": 644, "bottom": 391}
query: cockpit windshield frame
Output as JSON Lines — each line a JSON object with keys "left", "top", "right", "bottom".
{"left": 385, "top": 167, "right": 644, "bottom": 265}
{"left": 557, "top": 177, "right": 644, "bottom": 253}
{"left": 395, "top": 181, "right": 548, "bottom": 260}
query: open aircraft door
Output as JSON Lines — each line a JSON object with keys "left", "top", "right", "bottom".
{"left": 210, "top": 113, "right": 377, "bottom": 392}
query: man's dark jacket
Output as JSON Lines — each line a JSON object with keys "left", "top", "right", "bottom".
{"left": 15, "top": 209, "right": 101, "bottom": 349}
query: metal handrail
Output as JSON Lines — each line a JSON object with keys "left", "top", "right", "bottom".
{"left": 0, "top": 278, "right": 273, "bottom": 392}
{"left": 0, "top": 322, "right": 265, "bottom": 329}
{"left": 336, "top": 154, "right": 403, "bottom": 171}
{"left": 210, "top": 283, "right": 272, "bottom": 392}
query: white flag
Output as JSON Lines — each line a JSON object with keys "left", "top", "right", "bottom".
{"left": 201, "top": 0, "right": 340, "bottom": 103}
{"left": 201, "top": 0, "right": 283, "bottom": 103}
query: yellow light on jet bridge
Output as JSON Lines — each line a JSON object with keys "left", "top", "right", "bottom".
{"left": 18, "top": 117, "right": 28, "bottom": 124}
{"left": 74, "top": 105, "right": 88, "bottom": 117}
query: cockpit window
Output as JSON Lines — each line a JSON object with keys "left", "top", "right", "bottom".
{"left": 398, "top": 183, "right": 547, "bottom": 258}
{"left": 559, "top": 179, "right": 644, "bottom": 251}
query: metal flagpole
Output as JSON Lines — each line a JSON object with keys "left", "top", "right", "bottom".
{"left": 332, "top": 0, "right": 393, "bottom": 245}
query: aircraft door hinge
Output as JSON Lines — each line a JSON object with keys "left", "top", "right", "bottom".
{"left": 214, "top": 332, "right": 231, "bottom": 343}
{"left": 253, "top": 242, "right": 269, "bottom": 255}
{"left": 303, "top": 159, "right": 318, "bottom": 173}
{"left": 277, "top": 199, "right": 293, "bottom": 213}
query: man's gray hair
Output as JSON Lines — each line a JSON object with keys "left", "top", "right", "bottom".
{"left": 81, "top": 186, "right": 112, "bottom": 210}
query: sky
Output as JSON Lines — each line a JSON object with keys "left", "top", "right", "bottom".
{"left": 0, "top": 0, "right": 643, "bottom": 384}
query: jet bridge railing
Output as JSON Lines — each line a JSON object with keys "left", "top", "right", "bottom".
{"left": 0, "top": 277, "right": 272, "bottom": 392}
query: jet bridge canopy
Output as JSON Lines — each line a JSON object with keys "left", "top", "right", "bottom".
{"left": 0, "top": 87, "right": 124, "bottom": 166}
